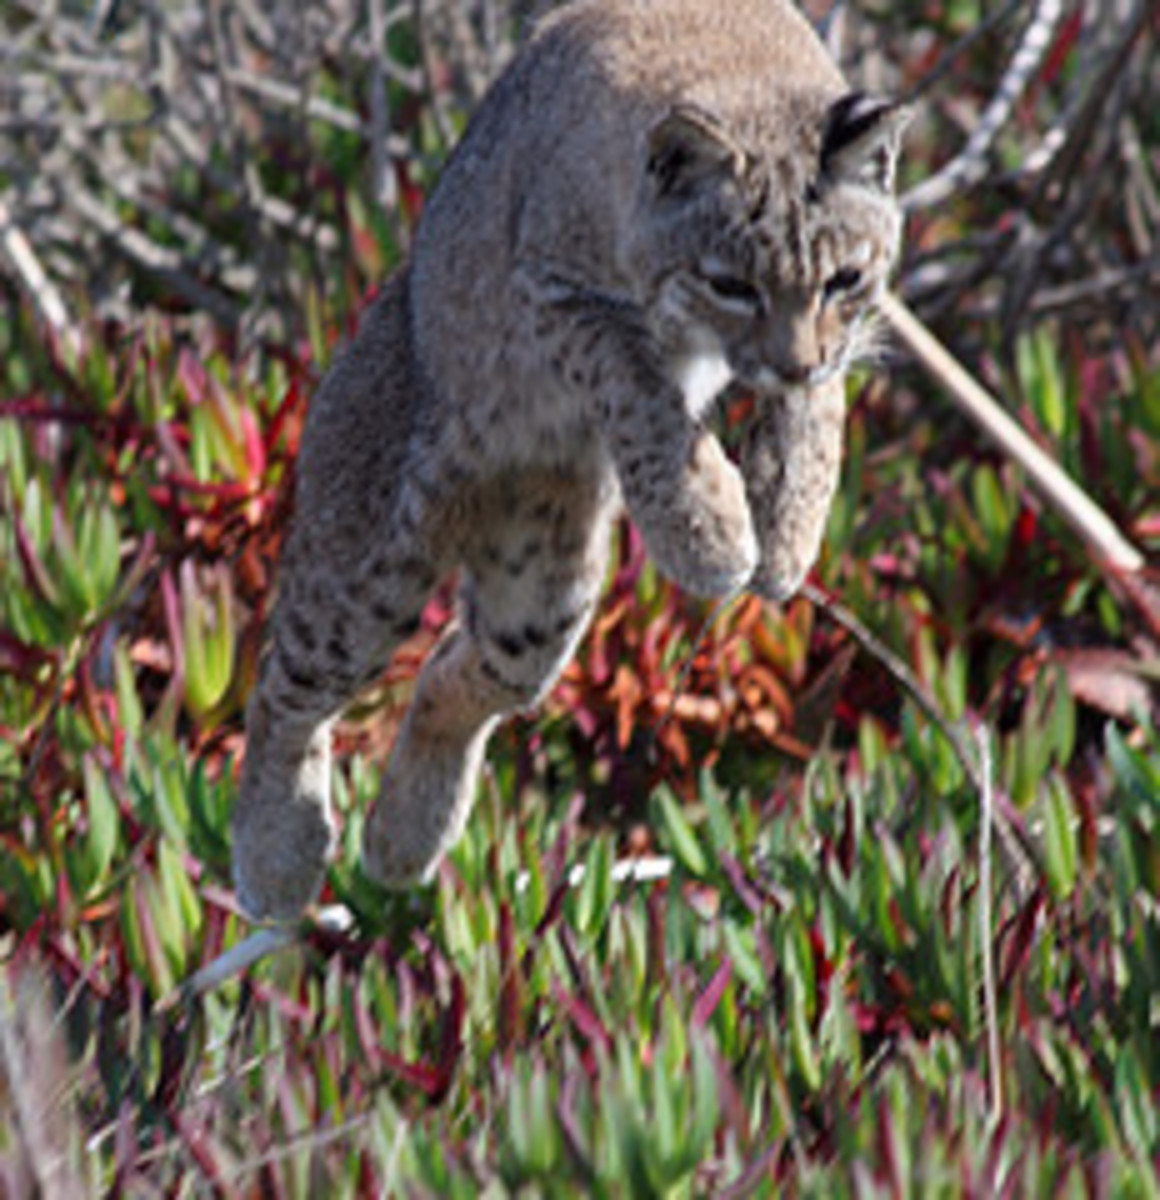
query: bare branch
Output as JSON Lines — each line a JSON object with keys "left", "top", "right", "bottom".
{"left": 0, "top": 197, "right": 82, "bottom": 358}
{"left": 65, "top": 186, "right": 243, "bottom": 325}
{"left": 903, "top": 0, "right": 1066, "bottom": 212}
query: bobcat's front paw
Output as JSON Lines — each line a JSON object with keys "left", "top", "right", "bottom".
{"left": 640, "top": 432, "right": 758, "bottom": 597}
{"left": 232, "top": 764, "right": 336, "bottom": 922}
{"left": 741, "top": 378, "right": 846, "bottom": 603}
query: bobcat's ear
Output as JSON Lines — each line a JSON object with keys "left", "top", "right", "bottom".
{"left": 646, "top": 105, "right": 744, "bottom": 200}
{"left": 820, "top": 93, "right": 911, "bottom": 191}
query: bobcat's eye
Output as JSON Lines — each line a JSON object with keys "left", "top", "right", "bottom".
{"left": 702, "top": 272, "right": 762, "bottom": 312}
{"left": 824, "top": 266, "right": 864, "bottom": 301}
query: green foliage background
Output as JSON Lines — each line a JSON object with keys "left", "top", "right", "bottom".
{"left": 1, "top": 1, "right": 1158, "bottom": 1194}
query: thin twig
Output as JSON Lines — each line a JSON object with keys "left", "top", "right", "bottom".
{"left": 414, "top": 0, "right": 463, "bottom": 151}
{"left": 207, "top": 0, "right": 273, "bottom": 350}
{"left": 902, "top": 0, "right": 1025, "bottom": 103}
{"left": 57, "top": 126, "right": 259, "bottom": 293}
{"left": 222, "top": 62, "right": 419, "bottom": 146}
{"left": 65, "top": 186, "right": 242, "bottom": 325}
{"left": 975, "top": 720, "right": 1004, "bottom": 1120}
{"left": 369, "top": 0, "right": 398, "bottom": 214}
{"left": 973, "top": 255, "right": 1160, "bottom": 321}
{"left": 0, "top": 197, "right": 81, "bottom": 358}
{"left": 800, "top": 581, "right": 1038, "bottom": 885}
{"left": 161, "top": 903, "right": 355, "bottom": 1010}
{"left": 1016, "top": 0, "right": 1150, "bottom": 191}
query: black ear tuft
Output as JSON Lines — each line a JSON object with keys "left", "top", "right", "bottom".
{"left": 647, "top": 105, "right": 744, "bottom": 200}
{"left": 822, "top": 93, "right": 889, "bottom": 160}
{"left": 820, "top": 93, "right": 911, "bottom": 190}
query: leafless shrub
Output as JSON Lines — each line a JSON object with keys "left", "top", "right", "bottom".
{"left": 0, "top": 0, "right": 1155, "bottom": 355}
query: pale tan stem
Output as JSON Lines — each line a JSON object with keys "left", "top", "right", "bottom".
{"left": 0, "top": 199, "right": 82, "bottom": 360}
{"left": 880, "top": 290, "right": 1145, "bottom": 574}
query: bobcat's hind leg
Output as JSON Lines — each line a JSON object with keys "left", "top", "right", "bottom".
{"left": 232, "top": 513, "right": 439, "bottom": 922}
{"left": 232, "top": 271, "right": 449, "bottom": 921}
{"left": 363, "top": 469, "right": 615, "bottom": 888}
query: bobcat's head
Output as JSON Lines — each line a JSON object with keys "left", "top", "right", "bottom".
{"left": 625, "top": 92, "right": 910, "bottom": 405}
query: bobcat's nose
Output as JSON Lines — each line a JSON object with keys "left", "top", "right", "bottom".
{"left": 778, "top": 362, "right": 814, "bottom": 385}
{"left": 777, "top": 357, "right": 838, "bottom": 388}
{"left": 767, "top": 311, "right": 824, "bottom": 387}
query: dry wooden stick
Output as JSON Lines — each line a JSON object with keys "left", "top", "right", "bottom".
{"left": 879, "top": 290, "right": 1146, "bottom": 574}
{"left": 66, "top": 186, "right": 242, "bottom": 326}
{"left": 0, "top": 198, "right": 81, "bottom": 359}
{"left": 170, "top": 854, "right": 683, "bottom": 1006}
{"left": 160, "top": 903, "right": 355, "bottom": 1010}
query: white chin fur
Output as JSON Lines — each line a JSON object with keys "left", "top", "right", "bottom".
{"left": 675, "top": 348, "right": 734, "bottom": 418}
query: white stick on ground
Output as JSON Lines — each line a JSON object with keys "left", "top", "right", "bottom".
{"left": 160, "top": 904, "right": 355, "bottom": 1010}
{"left": 168, "top": 860, "right": 681, "bottom": 1006}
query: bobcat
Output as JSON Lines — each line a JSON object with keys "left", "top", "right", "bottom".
{"left": 232, "top": 0, "right": 909, "bottom": 921}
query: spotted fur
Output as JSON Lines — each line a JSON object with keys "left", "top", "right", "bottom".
{"left": 232, "top": 0, "right": 907, "bottom": 920}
